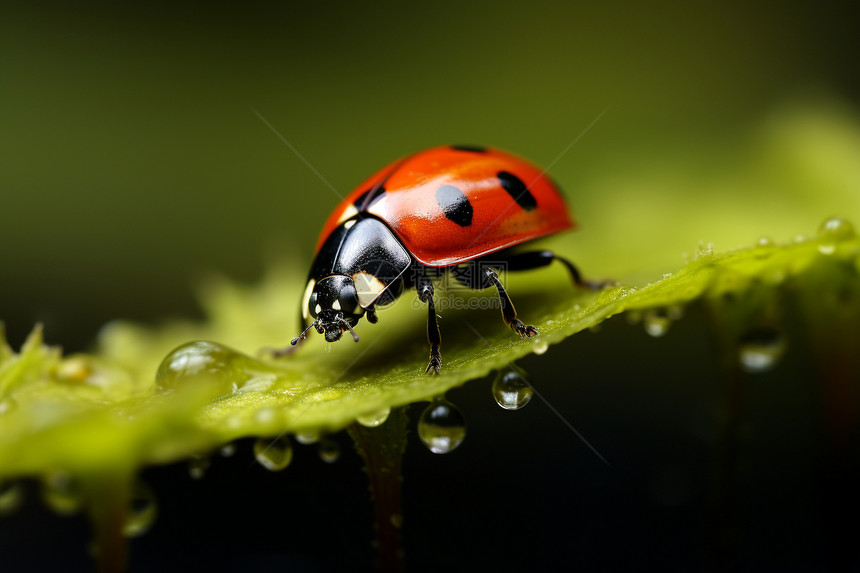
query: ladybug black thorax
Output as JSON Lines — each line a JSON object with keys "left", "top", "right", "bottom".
{"left": 302, "top": 216, "right": 413, "bottom": 343}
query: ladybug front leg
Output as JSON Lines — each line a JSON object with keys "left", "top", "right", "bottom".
{"left": 483, "top": 267, "right": 539, "bottom": 339}
{"left": 417, "top": 277, "right": 442, "bottom": 374}
{"left": 365, "top": 306, "right": 379, "bottom": 324}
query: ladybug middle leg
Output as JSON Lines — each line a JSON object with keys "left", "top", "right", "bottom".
{"left": 417, "top": 274, "right": 442, "bottom": 374}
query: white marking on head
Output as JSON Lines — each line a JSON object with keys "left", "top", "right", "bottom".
{"left": 352, "top": 271, "right": 386, "bottom": 307}
{"left": 332, "top": 299, "right": 341, "bottom": 311}
{"left": 336, "top": 205, "right": 359, "bottom": 225}
{"left": 302, "top": 279, "right": 316, "bottom": 320}
{"left": 343, "top": 219, "right": 357, "bottom": 230}
{"left": 314, "top": 304, "right": 322, "bottom": 315}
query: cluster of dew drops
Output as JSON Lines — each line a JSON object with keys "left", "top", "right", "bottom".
{"left": 0, "top": 366, "right": 534, "bottom": 541}
{"left": 198, "top": 367, "right": 535, "bottom": 486}
{"left": 0, "top": 469, "right": 159, "bottom": 539}
{"left": 630, "top": 217, "right": 858, "bottom": 373}
{"left": 239, "top": 364, "right": 535, "bottom": 471}
{"left": 2, "top": 218, "right": 855, "bottom": 539}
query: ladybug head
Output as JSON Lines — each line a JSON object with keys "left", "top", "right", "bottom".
{"left": 293, "top": 275, "right": 363, "bottom": 345}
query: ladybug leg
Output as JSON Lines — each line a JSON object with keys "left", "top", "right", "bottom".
{"left": 417, "top": 277, "right": 442, "bottom": 374}
{"left": 483, "top": 267, "right": 539, "bottom": 339}
{"left": 493, "top": 250, "right": 608, "bottom": 290}
{"left": 366, "top": 306, "right": 379, "bottom": 324}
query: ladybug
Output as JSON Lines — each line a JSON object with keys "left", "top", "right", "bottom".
{"left": 285, "top": 145, "right": 593, "bottom": 374}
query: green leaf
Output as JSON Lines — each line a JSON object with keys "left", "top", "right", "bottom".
{"left": 1, "top": 222, "right": 858, "bottom": 479}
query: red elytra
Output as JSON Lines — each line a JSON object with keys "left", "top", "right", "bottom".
{"left": 314, "top": 145, "right": 576, "bottom": 266}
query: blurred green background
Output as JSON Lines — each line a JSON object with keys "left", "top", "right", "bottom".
{"left": 2, "top": 1, "right": 858, "bottom": 352}
{"left": 3, "top": 3, "right": 860, "bottom": 572}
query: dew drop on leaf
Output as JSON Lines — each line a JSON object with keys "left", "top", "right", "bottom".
{"left": 491, "top": 368, "right": 533, "bottom": 411}
{"left": 625, "top": 310, "right": 643, "bottom": 325}
{"left": 418, "top": 398, "right": 466, "bottom": 454}
{"left": 253, "top": 436, "right": 293, "bottom": 471}
{"left": 356, "top": 407, "right": 391, "bottom": 428}
{"left": 188, "top": 457, "right": 210, "bottom": 480}
{"left": 643, "top": 309, "right": 672, "bottom": 337}
{"left": 295, "top": 432, "right": 321, "bottom": 445}
{"left": 318, "top": 438, "right": 341, "bottom": 463}
{"left": 0, "top": 396, "right": 16, "bottom": 415}
{"left": 0, "top": 480, "right": 23, "bottom": 515}
{"left": 738, "top": 327, "right": 786, "bottom": 373}
{"left": 817, "top": 217, "right": 855, "bottom": 255}
{"left": 533, "top": 341, "right": 549, "bottom": 355}
{"left": 156, "top": 340, "right": 252, "bottom": 394}
{"left": 123, "top": 480, "right": 157, "bottom": 538}
{"left": 41, "top": 471, "right": 82, "bottom": 515}
{"left": 667, "top": 305, "right": 684, "bottom": 321}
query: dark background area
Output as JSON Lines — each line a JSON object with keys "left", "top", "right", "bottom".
{"left": 2, "top": 310, "right": 846, "bottom": 572}
{"left": 2, "top": 1, "right": 859, "bottom": 571}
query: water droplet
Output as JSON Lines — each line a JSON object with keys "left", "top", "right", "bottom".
{"left": 253, "top": 436, "right": 293, "bottom": 471}
{"left": 667, "top": 305, "right": 684, "bottom": 321}
{"left": 695, "top": 241, "right": 714, "bottom": 259}
{"left": 418, "top": 398, "right": 466, "bottom": 454}
{"left": 532, "top": 341, "right": 549, "bottom": 355}
{"left": 0, "top": 480, "right": 23, "bottom": 515}
{"left": 156, "top": 340, "right": 260, "bottom": 394}
{"left": 757, "top": 236, "right": 773, "bottom": 247}
{"left": 738, "top": 327, "right": 786, "bottom": 373}
{"left": 0, "top": 396, "right": 16, "bottom": 415}
{"left": 220, "top": 443, "right": 237, "bottom": 457}
{"left": 123, "top": 481, "right": 157, "bottom": 537}
{"left": 295, "top": 432, "right": 320, "bottom": 445}
{"left": 356, "top": 407, "right": 391, "bottom": 428}
{"left": 643, "top": 309, "right": 671, "bottom": 337}
{"left": 188, "top": 457, "right": 210, "bottom": 480}
{"left": 42, "top": 471, "right": 82, "bottom": 515}
{"left": 492, "top": 369, "right": 533, "bottom": 411}
{"left": 817, "top": 217, "right": 855, "bottom": 255}
{"left": 56, "top": 356, "right": 94, "bottom": 383}
{"left": 819, "top": 216, "right": 855, "bottom": 239}
{"left": 318, "top": 438, "right": 341, "bottom": 463}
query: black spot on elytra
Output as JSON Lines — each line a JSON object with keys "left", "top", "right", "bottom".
{"left": 450, "top": 144, "right": 487, "bottom": 153}
{"left": 497, "top": 171, "right": 537, "bottom": 211}
{"left": 353, "top": 185, "right": 386, "bottom": 210}
{"left": 436, "top": 185, "right": 473, "bottom": 227}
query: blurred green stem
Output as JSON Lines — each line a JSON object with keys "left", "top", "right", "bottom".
{"left": 349, "top": 408, "right": 408, "bottom": 573}
{"left": 85, "top": 470, "right": 132, "bottom": 573}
